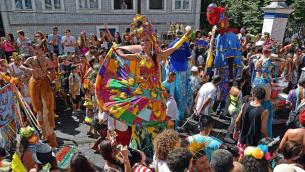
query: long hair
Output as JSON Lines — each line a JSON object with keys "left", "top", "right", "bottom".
{"left": 115, "top": 32, "right": 122, "bottom": 44}
{"left": 78, "top": 32, "right": 88, "bottom": 48}
{"left": 150, "top": 41, "right": 159, "bottom": 68}
{"left": 99, "top": 139, "right": 124, "bottom": 169}
{"left": 70, "top": 153, "right": 97, "bottom": 172}
{"left": 7, "top": 32, "right": 14, "bottom": 43}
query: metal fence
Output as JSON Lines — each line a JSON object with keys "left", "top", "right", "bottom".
{"left": 284, "top": 21, "right": 305, "bottom": 42}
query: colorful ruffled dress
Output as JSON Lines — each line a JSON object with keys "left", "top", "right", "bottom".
{"left": 96, "top": 48, "right": 168, "bottom": 157}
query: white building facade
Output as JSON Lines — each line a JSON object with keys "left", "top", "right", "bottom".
{"left": 0, "top": 0, "right": 201, "bottom": 38}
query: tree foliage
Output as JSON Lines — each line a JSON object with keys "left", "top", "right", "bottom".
{"left": 200, "top": 0, "right": 304, "bottom": 34}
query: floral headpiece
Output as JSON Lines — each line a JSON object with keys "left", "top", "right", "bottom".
{"left": 244, "top": 145, "right": 271, "bottom": 160}
{"left": 131, "top": 14, "right": 157, "bottom": 43}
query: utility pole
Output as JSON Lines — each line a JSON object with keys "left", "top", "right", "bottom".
{"left": 137, "top": 0, "right": 141, "bottom": 14}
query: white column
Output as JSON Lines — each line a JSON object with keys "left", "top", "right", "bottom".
{"left": 194, "top": 0, "right": 201, "bottom": 30}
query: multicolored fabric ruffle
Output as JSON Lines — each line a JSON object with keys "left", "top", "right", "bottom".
{"left": 95, "top": 48, "right": 168, "bottom": 127}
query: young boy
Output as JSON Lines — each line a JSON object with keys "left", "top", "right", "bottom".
{"left": 190, "top": 66, "right": 202, "bottom": 92}
{"left": 162, "top": 72, "right": 176, "bottom": 97}
{"left": 165, "top": 89, "right": 179, "bottom": 128}
{"left": 69, "top": 64, "right": 82, "bottom": 114}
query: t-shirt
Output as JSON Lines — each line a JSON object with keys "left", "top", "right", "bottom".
{"left": 169, "top": 38, "right": 191, "bottom": 72}
{"left": 190, "top": 75, "right": 201, "bottom": 92}
{"left": 162, "top": 80, "right": 175, "bottom": 96}
{"left": 153, "top": 155, "right": 170, "bottom": 172}
{"left": 62, "top": 36, "right": 76, "bottom": 53}
{"left": 69, "top": 73, "right": 81, "bottom": 96}
{"left": 166, "top": 96, "right": 179, "bottom": 120}
{"left": 187, "top": 134, "right": 223, "bottom": 161}
{"left": 17, "top": 37, "right": 31, "bottom": 56}
{"left": 10, "top": 62, "right": 23, "bottom": 77}
{"left": 195, "top": 82, "right": 217, "bottom": 115}
{"left": 287, "top": 87, "right": 305, "bottom": 112}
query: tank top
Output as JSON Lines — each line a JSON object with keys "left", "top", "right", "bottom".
{"left": 239, "top": 103, "right": 266, "bottom": 146}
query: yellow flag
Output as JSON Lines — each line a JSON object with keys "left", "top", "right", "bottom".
{"left": 12, "top": 153, "right": 27, "bottom": 172}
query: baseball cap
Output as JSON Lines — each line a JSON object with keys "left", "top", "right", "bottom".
{"left": 191, "top": 66, "right": 198, "bottom": 72}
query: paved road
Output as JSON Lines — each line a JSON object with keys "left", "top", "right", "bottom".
{"left": 55, "top": 110, "right": 104, "bottom": 171}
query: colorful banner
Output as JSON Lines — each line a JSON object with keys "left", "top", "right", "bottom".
{"left": 0, "top": 84, "right": 17, "bottom": 127}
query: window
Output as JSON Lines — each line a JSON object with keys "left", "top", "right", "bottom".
{"left": 149, "top": 0, "right": 164, "bottom": 10}
{"left": 113, "top": 0, "right": 134, "bottom": 10}
{"left": 96, "top": 25, "right": 119, "bottom": 37}
{"left": 173, "top": 0, "right": 191, "bottom": 10}
{"left": 78, "top": 0, "right": 99, "bottom": 9}
{"left": 42, "top": 0, "right": 64, "bottom": 11}
{"left": 14, "top": 0, "right": 34, "bottom": 10}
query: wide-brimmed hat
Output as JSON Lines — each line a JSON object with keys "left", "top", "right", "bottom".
{"left": 32, "top": 143, "right": 56, "bottom": 165}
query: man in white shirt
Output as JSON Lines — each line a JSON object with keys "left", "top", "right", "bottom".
{"left": 195, "top": 75, "right": 221, "bottom": 116}
{"left": 62, "top": 29, "right": 76, "bottom": 54}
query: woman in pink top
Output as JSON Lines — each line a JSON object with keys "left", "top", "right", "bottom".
{"left": 3, "top": 33, "right": 16, "bottom": 62}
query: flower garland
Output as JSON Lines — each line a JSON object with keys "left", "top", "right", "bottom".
{"left": 244, "top": 144, "right": 271, "bottom": 160}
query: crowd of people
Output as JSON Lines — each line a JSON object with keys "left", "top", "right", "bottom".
{"left": 0, "top": 10, "right": 305, "bottom": 172}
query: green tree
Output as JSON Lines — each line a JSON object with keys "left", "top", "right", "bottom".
{"left": 289, "top": 0, "right": 305, "bottom": 23}
{"left": 241, "top": 1, "right": 263, "bottom": 33}
{"left": 220, "top": 0, "right": 268, "bottom": 34}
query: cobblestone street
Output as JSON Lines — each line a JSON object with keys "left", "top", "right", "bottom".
{"left": 55, "top": 110, "right": 104, "bottom": 171}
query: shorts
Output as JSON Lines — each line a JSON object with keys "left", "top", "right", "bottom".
{"left": 92, "top": 118, "right": 107, "bottom": 131}
{"left": 72, "top": 95, "right": 81, "bottom": 104}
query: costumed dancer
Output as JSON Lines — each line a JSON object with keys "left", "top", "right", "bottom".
{"left": 168, "top": 30, "right": 193, "bottom": 120}
{"left": 20, "top": 43, "right": 57, "bottom": 147}
{"left": 250, "top": 44, "right": 277, "bottom": 137}
{"left": 205, "top": 3, "right": 242, "bottom": 116}
{"left": 95, "top": 14, "right": 192, "bottom": 157}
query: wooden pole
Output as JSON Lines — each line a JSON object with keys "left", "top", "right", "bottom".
{"left": 137, "top": 0, "right": 141, "bottom": 14}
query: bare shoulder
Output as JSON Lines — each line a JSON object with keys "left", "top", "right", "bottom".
{"left": 285, "top": 128, "right": 305, "bottom": 137}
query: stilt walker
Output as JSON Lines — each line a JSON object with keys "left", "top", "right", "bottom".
{"left": 205, "top": 3, "right": 242, "bottom": 116}
{"left": 21, "top": 43, "right": 57, "bottom": 147}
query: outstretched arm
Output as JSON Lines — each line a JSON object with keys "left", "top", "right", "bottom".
{"left": 158, "top": 47, "right": 177, "bottom": 61}
{"left": 158, "top": 30, "right": 192, "bottom": 61}
{"left": 115, "top": 48, "right": 139, "bottom": 61}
